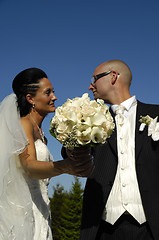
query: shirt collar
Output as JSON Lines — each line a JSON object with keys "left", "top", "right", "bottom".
{"left": 111, "top": 96, "right": 137, "bottom": 113}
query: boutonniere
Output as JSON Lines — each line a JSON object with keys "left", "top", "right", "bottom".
{"left": 139, "top": 115, "right": 159, "bottom": 141}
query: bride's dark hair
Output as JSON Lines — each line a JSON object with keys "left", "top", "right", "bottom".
{"left": 12, "top": 68, "right": 47, "bottom": 117}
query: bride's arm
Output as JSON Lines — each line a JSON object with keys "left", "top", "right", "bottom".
{"left": 19, "top": 119, "right": 93, "bottom": 179}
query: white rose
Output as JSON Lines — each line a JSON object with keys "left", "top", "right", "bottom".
{"left": 56, "top": 133, "right": 69, "bottom": 143}
{"left": 81, "top": 105, "right": 96, "bottom": 118}
{"left": 76, "top": 125, "right": 92, "bottom": 145}
{"left": 89, "top": 100, "right": 99, "bottom": 109}
{"left": 56, "top": 121, "right": 70, "bottom": 134}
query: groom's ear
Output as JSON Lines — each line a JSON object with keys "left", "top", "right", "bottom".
{"left": 111, "top": 71, "right": 118, "bottom": 85}
{"left": 26, "top": 94, "right": 34, "bottom": 105}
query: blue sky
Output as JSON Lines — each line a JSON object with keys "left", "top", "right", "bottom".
{"left": 0, "top": 0, "right": 159, "bottom": 197}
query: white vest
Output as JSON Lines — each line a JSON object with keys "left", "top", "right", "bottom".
{"left": 102, "top": 96, "right": 146, "bottom": 225}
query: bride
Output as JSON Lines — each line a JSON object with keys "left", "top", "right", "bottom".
{"left": 0, "top": 68, "right": 94, "bottom": 239}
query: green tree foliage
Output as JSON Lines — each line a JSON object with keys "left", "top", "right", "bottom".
{"left": 50, "top": 184, "right": 68, "bottom": 240}
{"left": 50, "top": 177, "right": 84, "bottom": 240}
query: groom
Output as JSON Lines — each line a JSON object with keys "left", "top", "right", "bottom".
{"left": 80, "top": 60, "right": 159, "bottom": 240}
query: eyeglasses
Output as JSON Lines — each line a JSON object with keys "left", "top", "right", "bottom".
{"left": 91, "top": 70, "right": 112, "bottom": 84}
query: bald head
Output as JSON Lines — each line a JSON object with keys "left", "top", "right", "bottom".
{"left": 89, "top": 59, "right": 132, "bottom": 104}
{"left": 96, "top": 60, "right": 132, "bottom": 87}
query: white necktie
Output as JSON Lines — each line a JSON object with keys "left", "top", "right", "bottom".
{"left": 115, "top": 105, "right": 125, "bottom": 125}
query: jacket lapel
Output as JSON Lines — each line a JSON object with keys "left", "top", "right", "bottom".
{"left": 135, "top": 101, "right": 149, "bottom": 160}
{"left": 108, "top": 101, "right": 148, "bottom": 161}
{"left": 107, "top": 108, "right": 117, "bottom": 157}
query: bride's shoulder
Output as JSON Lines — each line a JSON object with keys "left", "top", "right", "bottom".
{"left": 20, "top": 116, "right": 33, "bottom": 134}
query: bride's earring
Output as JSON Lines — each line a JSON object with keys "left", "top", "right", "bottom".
{"left": 32, "top": 104, "right": 35, "bottom": 111}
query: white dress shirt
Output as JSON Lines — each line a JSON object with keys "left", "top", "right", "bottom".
{"left": 102, "top": 96, "right": 146, "bottom": 225}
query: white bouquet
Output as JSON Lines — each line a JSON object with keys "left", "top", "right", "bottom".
{"left": 50, "top": 93, "right": 115, "bottom": 148}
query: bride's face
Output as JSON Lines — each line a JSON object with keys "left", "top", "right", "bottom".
{"left": 33, "top": 78, "right": 57, "bottom": 115}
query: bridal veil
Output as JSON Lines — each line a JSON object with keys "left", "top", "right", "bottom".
{"left": 0, "top": 94, "right": 34, "bottom": 239}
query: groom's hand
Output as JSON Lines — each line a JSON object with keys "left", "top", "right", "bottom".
{"left": 64, "top": 146, "right": 94, "bottom": 177}
{"left": 66, "top": 145, "right": 92, "bottom": 160}
{"left": 64, "top": 157, "right": 94, "bottom": 177}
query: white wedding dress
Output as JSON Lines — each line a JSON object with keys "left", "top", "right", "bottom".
{"left": 24, "top": 139, "right": 53, "bottom": 240}
{"left": 0, "top": 94, "right": 53, "bottom": 240}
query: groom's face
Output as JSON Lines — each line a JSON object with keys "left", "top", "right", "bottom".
{"left": 89, "top": 65, "right": 113, "bottom": 103}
